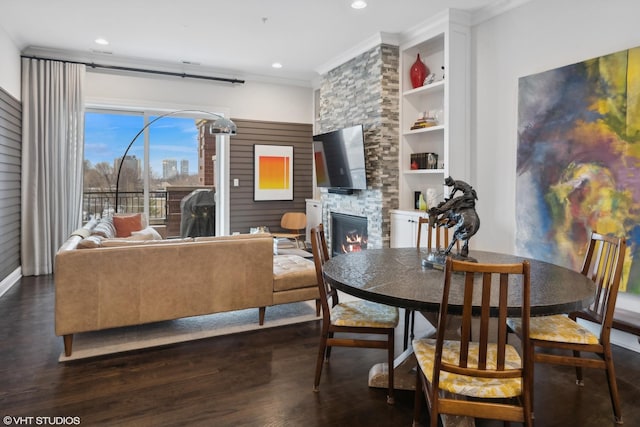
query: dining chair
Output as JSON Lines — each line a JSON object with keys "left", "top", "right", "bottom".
{"left": 413, "top": 257, "right": 533, "bottom": 427}
{"left": 507, "top": 231, "right": 627, "bottom": 424}
{"left": 416, "top": 216, "right": 454, "bottom": 251}
{"left": 310, "top": 224, "right": 399, "bottom": 404}
{"left": 404, "top": 217, "right": 459, "bottom": 349}
{"left": 271, "top": 212, "right": 307, "bottom": 248}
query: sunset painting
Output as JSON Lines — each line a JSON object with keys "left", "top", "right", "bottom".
{"left": 516, "top": 46, "right": 640, "bottom": 293}
{"left": 254, "top": 145, "right": 293, "bottom": 201}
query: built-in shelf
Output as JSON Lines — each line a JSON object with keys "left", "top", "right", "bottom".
{"left": 403, "top": 125, "right": 444, "bottom": 136}
{"left": 397, "top": 9, "right": 470, "bottom": 211}
{"left": 403, "top": 168, "right": 445, "bottom": 175}
{"left": 402, "top": 80, "right": 444, "bottom": 97}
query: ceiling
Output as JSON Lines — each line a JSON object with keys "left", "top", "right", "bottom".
{"left": 1, "top": 0, "right": 508, "bottom": 85}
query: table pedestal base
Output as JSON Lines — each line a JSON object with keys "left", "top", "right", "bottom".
{"left": 368, "top": 353, "right": 417, "bottom": 391}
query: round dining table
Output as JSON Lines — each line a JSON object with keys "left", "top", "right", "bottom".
{"left": 323, "top": 248, "right": 596, "bottom": 427}
{"left": 322, "top": 248, "right": 596, "bottom": 318}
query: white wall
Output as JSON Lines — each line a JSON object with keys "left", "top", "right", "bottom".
{"left": 472, "top": 0, "right": 640, "bottom": 352}
{"left": 85, "top": 71, "right": 313, "bottom": 123}
{"left": 0, "top": 24, "right": 21, "bottom": 100}
{"left": 471, "top": 0, "right": 640, "bottom": 254}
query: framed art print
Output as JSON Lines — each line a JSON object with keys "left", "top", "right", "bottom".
{"left": 254, "top": 144, "right": 294, "bottom": 201}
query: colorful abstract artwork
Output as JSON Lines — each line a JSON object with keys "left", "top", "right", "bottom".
{"left": 254, "top": 145, "right": 293, "bottom": 201}
{"left": 516, "top": 47, "right": 640, "bottom": 293}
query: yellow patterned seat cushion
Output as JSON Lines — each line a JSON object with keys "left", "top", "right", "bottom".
{"left": 331, "top": 300, "right": 399, "bottom": 328}
{"left": 413, "top": 338, "right": 523, "bottom": 398}
{"left": 507, "top": 314, "right": 599, "bottom": 344}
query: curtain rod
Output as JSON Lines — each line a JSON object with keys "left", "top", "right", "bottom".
{"left": 21, "top": 54, "right": 245, "bottom": 85}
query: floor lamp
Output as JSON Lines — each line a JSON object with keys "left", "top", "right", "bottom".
{"left": 113, "top": 109, "right": 236, "bottom": 214}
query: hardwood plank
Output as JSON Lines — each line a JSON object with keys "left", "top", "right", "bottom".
{"left": 1, "top": 275, "right": 640, "bottom": 426}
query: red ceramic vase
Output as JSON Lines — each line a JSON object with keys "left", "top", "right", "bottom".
{"left": 410, "top": 54, "right": 429, "bottom": 89}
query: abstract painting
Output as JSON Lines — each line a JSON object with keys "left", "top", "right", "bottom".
{"left": 516, "top": 47, "right": 640, "bottom": 293}
{"left": 254, "top": 144, "right": 293, "bottom": 201}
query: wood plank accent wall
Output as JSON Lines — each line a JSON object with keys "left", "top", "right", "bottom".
{"left": 0, "top": 87, "right": 22, "bottom": 282}
{"left": 229, "top": 119, "right": 313, "bottom": 235}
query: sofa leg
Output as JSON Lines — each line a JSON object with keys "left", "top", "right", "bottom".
{"left": 63, "top": 334, "right": 73, "bottom": 357}
{"left": 315, "top": 299, "right": 321, "bottom": 317}
{"left": 259, "top": 307, "right": 266, "bottom": 325}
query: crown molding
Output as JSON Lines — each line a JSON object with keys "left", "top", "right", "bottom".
{"left": 314, "top": 31, "right": 400, "bottom": 76}
{"left": 471, "top": 0, "right": 535, "bottom": 26}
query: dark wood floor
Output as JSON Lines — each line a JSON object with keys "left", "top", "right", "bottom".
{"left": 2, "top": 275, "right": 640, "bottom": 426}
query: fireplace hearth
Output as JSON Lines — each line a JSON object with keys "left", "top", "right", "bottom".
{"left": 331, "top": 212, "right": 368, "bottom": 256}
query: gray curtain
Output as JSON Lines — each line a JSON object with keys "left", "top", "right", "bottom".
{"left": 21, "top": 58, "right": 85, "bottom": 276}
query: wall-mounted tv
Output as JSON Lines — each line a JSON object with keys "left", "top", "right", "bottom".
{"left": 313, "top": 124, "right": 367, "bottom": 194}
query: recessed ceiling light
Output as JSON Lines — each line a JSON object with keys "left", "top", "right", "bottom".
{"left": 351, "top": 1, "right": 367, "bottom": 9}
{"left": 94, "top": 38, "right": 109, "bottom": 46}
{"left": 272, "top": 62, "right": 283, "bottom": 69}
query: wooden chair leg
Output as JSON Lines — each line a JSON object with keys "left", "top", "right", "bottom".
{"left": 315, "top": 299, "right": 321, "bottom": 317}
{"left": 314, "top": 332, "right": 329, "bottom": 392}
{"left": 573, "top": 349, "right": 584, "bottom": 385}
{"left": 325, "top": 332, "right": 334, "bottom": 361}
{"left": 387, "top": 330, "right": 395, "bottom": 405}
{"left": 403, "top": 309, "right": 411, "bottom": 350}
{"left": 413, "top": 367, "right": 423, "bottom": 426}
{"left": 259, "top": 307, "right": 266, "bottom": 326}
{"left": 604, "top": 346, "right": 623, "bottom": 424}
{"left": 403, "top": 309, "right": 416, "bottom": 350}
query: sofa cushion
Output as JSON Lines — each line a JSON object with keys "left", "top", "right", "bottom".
{"left": 273, "top": 254, "right": 317, "bottom": 292}
{"left": 91, "top": 217, "right": 116, "bottom": 239}
{"left": 113, "top": 213, "right": 144, "bottom": 237}
{"left": 100, "top": 237, "right": 193, "bottom": 248}
{"left": 70, "top": 227, "right": 92, "bottom": 239}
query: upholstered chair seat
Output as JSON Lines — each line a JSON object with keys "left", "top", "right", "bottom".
{"left": 331, "top": 300, "right": 398, "bottom": 328}
{"left": 508, "top": 314, "right": 600, "bottom": 345}
{"left": 413, "top": 338, "right": 523, "bottom": 399}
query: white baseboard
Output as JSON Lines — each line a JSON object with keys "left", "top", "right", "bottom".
{"left": 0, "top": 267, "right": 21, "bottom": 299}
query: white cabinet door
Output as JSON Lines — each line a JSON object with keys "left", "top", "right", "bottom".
{"left": 390, "top": 211, "right": 427, "bottom": 248}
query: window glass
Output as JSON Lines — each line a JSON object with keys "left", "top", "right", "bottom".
{"left": 83, "top": 110, "right": 205, "bottom": 223}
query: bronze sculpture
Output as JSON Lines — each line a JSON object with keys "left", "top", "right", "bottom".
{"left": 427, "top": 176, "right": 480, "bottom": 258}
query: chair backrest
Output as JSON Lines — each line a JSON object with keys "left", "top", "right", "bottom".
{"left": 434, "top": 257, "right": 531, "bottom": 384}
{"left": 281, "top": 212, "right": 306, "bottom": 232}
{"left": 310, "top": 224, "right": 338, "bottom": 319}
{"left": 416, "top": 217, "right": 457, "bottom": 251}
{"left": 579, "top": 231, "right": 627, "bottom": 341}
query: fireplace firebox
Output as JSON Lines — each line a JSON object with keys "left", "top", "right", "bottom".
{"left": 331, "top": 212, "right": 368, "bottom": 256}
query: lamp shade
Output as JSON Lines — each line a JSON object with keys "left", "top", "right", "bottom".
{"left": 209, "top": 116, "right": 237, "bottom": 135}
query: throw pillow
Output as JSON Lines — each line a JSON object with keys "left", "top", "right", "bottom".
{"left": 130, "top": 226, "right": 163, "bottom": 240}
{"left": 91, "top": 217, "right": 116, "bottom": 239}
{"left": 113, "top": 213, "right": 144, "bottom": 237}
{"left": 77, "top": 235, "right": 103, "bottom": 249}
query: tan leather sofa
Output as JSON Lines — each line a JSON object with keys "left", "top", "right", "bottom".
{"left": 55, "top": 231, "right": 318, "bottom": 356}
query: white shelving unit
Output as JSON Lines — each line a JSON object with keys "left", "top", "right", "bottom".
{"left": 398, "top": 9, "right": 471, "bottom": 211}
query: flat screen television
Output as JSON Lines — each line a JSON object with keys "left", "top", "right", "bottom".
{"left": 313, "top": 125, "right": 367, "bottom": 193}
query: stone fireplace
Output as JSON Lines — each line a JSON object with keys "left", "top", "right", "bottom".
{"left": 331, "top": 212, "right": 368, "bottom": 256}
{"left": 317, "top": 42, "right": 399, "bottom": 250}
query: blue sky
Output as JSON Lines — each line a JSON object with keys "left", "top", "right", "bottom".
{"left": 84, "top": 112, "right": 199, "bottom": 177}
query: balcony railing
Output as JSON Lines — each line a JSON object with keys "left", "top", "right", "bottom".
{"left": 83, "top": 190, "right": 168, "bottom": 223}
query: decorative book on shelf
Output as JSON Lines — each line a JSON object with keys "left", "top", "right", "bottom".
{"left": 410, "top": 117, "right": 438, "bottom": 130}
{"left": 410, "top": 152, "right": 439, "bottom": 170}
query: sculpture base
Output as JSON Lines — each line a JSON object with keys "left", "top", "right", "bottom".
{"left": 422, "top": 250, "right": 477, "bottom": 270}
